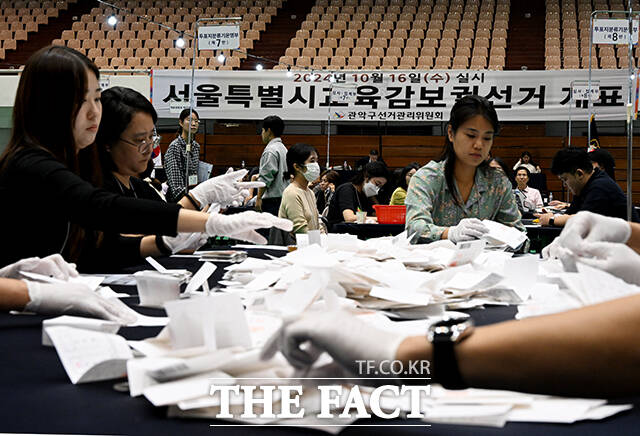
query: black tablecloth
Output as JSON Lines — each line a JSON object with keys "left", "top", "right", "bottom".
{"left": 1, "top": 250, "right": 638, "bottom": 435}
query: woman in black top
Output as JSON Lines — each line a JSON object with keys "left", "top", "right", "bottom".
{"left": 327, "top": 161, "right": 389, "bottom": 228}
{"left": 0, "top": 46, "right": 291, "bottom": 269}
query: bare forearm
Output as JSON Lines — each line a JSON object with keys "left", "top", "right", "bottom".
{"left": 397, "top": 294, "right": 640, "bottom": 397}
{"left": 140, "top": 236, "right": 162, "bottom": 257}
{"left": 178, "top": 194, "right": 200, "bottom": 211}
{"left": 628, "top": 222, "right": 640, "bottom": 254}
{"left": 176, "top": 209, "right": 208, "bottom": 233}
{"left": 0, "top": 278, "right": 30, "bottom": 311}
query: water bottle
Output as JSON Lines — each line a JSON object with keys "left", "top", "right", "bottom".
{"left": 548, "top": 192, "right": 553, "bottom": 204}
{"left": 343, "top": 160, "right": 348, "bottom": 170}
{"left": 241, "top": 160, "right": 245, "bottom": 169}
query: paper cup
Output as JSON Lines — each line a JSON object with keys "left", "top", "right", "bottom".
{"left": 134, "top": 271, "right": 182, "bottom": 308}
{"left": 356, "top": 211, "right": 366, "bottom": 224}
{"left": 308, "top": 229, "right": 322, "bottom": 246}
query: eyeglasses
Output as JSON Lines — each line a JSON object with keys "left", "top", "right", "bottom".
{"left": 119, "top": 133, "right": 161, "bottom": 154}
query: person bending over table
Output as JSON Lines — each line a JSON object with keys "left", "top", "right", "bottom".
{"left": 405, "top": 95, "right": 524, "bottom": 244}
{"left": 326, "top": 161, "right": 389, "bottom": 228}
{"left": 266, "top": 212, "right": 640, "bottom": 398}
{"left": 0, "top": 255, "right": 133, "bottom": 322}
{"left": 278, "top": 143, "right": 321, "bottom": 234}
{"left": 535, "top": 147, "right": 639, "bottom": 227}
{"left": 389, "top": 163, "right": 419, "bottom": 206}
{"left": 0, "top": 46, "right": 292, "bottom": 270}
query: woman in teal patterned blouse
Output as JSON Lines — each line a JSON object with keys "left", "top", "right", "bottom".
{"left": 405, "top": 95, "right": 524, "bottom": 244}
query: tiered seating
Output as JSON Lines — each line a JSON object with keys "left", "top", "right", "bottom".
{"left": 0, "top": 0, "right": 74, "bottom": 61}
{"left": 52, "top": 0, "right": 282, "bottom": 70}
{"left": 545, "top": 0, "right": 640, "bottom": 70}
{"left": 276, "top": 0, "right": 510, "bottom": 71}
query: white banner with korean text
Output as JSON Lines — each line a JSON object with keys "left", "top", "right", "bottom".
{"left": 151, "top": 69, "right": 630, "bottom": 122}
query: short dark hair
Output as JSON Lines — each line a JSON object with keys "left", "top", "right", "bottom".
{"left": 285, "top": 143, "right": 316, "bottom": 180}
{"left": 322, "top": 169, "right": 340, "bottom": 184}
{"left": 551, "top": 148, "right": 594, "bottom": 175}
{"left": 369, "top": 149, "right": 379, "bottom": 156}
{"left": 262, "top": 115, "right": 284, "bottom": 137}
{"left": 515, "top": 166, "right": 531, "bottom": 178}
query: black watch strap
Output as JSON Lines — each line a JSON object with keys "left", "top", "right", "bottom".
{"left": 433, "top": 336, "right": 468, "bottom": 390}
{"left": 549, "top": 215, "right": 555, "bottom": 226}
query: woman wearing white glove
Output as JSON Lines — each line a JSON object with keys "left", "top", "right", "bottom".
{"left": 405, "top": 95, "right": 524, "bottom": 244}
{"left": 0, "top": 254, "right": 78, "bottom": 280}
{"left": 0, "top": 278, "right": 136, "bottom": 324}
{"left": 447, "top": 218, "right": 489, "bottom": 243}
{"left": 0, "top": 47, "right": 289, "bottom": 270}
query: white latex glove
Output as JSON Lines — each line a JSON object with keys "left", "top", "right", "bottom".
{"left": 190, "top": 169, "right": 265, "bottom": 209}
{"left": 543, "top": 211, "right": 632, "bottom": 259}
{"left": 24, "top": 281, "right": 137, "bottom": 323}
{"left": 542, "top": 238, "right": 573, "bottom": 260}
{"left": 561, "top": 211, "right": 631, "bottom": 247}
{"left": 260, "top": 310, "right": 408, "bottom": 376}
{"left": 575, "top": 242, "right": 640, "bottom": 286}
{"left": 448, "top": 218, "right": 489, "bottom": 243}
{"left": 162, "top": 233, "right": 208, "bottom": 254}
{"left": 0, "top": 254, "right": 78, "bottom": 280}
{"left": 205, "top": 211, "right": 293, "bottom": 245}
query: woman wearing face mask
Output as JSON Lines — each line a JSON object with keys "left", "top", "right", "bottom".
{"left": 327, "top": 161, "right": 389, "bottom": 228}
{"left": 406, "top": 95, "right": 524, "bottom": 244}
{"left": 278, "top": 143, "right": 321, "bottom": 234}
{"left": 165, "top": 108, "right": 202, "bottom": 202}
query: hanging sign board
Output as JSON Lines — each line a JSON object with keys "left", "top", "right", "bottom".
{"left": 198, "top": 25, "right": 240, "bottom": 50}
{"left": 592, "top": 19, "right": 639, "bottom": 44}
{"left": 572, "top": 84, "right": 601, "bottom": 101}
{"left": 330, "top": 86, "right": 358, "bottom": 103}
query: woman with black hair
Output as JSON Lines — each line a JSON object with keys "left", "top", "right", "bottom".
{"left": 405, "top": 95, "right": 524, "bottom": 244}
{"left": 164, "top": 108, "right": 202, "bottom": 202}
{"left": 327, "top": 161, "right": 389, "bottom": 227}
{"left": 512, "top": 151, "right": 541, "bottom": 174}
{"left": 278, "top": 143, "right": 321, "bottom": 234}
{"left": 0, "top": 46, "right": 292, "bottom": 270}
{"left": 389, "top": 163, "right": 420, "bottom": 205}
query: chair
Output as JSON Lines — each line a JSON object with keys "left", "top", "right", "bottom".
{"left": 417, "top": 55, "right": 433, "bottom": 68}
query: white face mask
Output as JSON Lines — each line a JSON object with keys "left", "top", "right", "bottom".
{"left": 302, "top": 162, "right": 320, "bottom": 182}
{"left": 363, "top": 181, "right": 380, "bottom": 197}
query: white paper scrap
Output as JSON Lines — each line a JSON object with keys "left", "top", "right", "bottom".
{"left": 369, "top": 286, "right": 431, "bottom": 306}
{"left": 45, "top": 326, "right": 132, "bottom": 384}
{"left": 42, "top": 315, "right": 120, "bottom": 346}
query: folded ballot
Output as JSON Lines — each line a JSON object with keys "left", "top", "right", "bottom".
{"left": 45, "top": 326, "right": 132, "bottom": 384}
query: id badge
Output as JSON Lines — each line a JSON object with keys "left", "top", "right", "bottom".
{"left": 189, "top": 174, "right": 198, "bottom": 186}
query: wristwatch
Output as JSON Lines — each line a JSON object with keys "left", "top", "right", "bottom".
{"left": 549, "top": 214, "right": 557, "bottom": 226}
{"left": 427, "top": 316, "right": 475, "bottom": 389}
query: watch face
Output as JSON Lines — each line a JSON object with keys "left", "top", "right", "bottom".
{"left": 429, "top": 317, "right": 474, "bottom": 343}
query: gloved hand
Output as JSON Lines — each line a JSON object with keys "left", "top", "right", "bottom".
{"left": 162, "top": 232, "right": 209, "bottom": 254}
{"left": 575, "top": 242, "right": 640, "bottom": 286}
{"left": 190, "top": 169, "right": 265, "bottom": 209}
{"left": 24, "top": 281, "right": 137, "bottom": 324}
{"left": 0, "top": 254, "right": 79, "bottom": 280}
{"left": 205, "top": 211, "right": 293, "bottom": 245}
{"left": 260, "top": 310, "right": 408, "bottom": 376}
{"left": 543, "top": 211, "right": 632, "bottom": 259}
{"left": 448, "top": 218, "right": 489, "bottom": 243}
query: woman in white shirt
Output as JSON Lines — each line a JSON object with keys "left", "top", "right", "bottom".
{"left": 513, "top": 151, "right": 541, "bottom": 174}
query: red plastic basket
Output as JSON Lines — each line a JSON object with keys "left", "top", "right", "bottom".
{"left": 372, "top": 205, "right": 406, "bottom": 224}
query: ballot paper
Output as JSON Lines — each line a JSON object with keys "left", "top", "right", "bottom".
{"left": 481, "top": 220, "right": 528, "bottom": 249}
{"left": 501, "top": 255, "right": 539, "bottom": 301}
{"left": 369, "top": 286, "right": 431, "bottom": 306}
{"left": 42, "top": 315, "right": 120, "bottom": 346}
{"left": 265, "top": 271, "right": 328, "bottom": 316}
{"left": 165, "top": 294, "right": 252, "bottom": 350}
{"left": 143, "top": 370, "right": 233, "bottom": 406}
{"left": 45, "top": 326, "right": 132, "bottom": 384}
